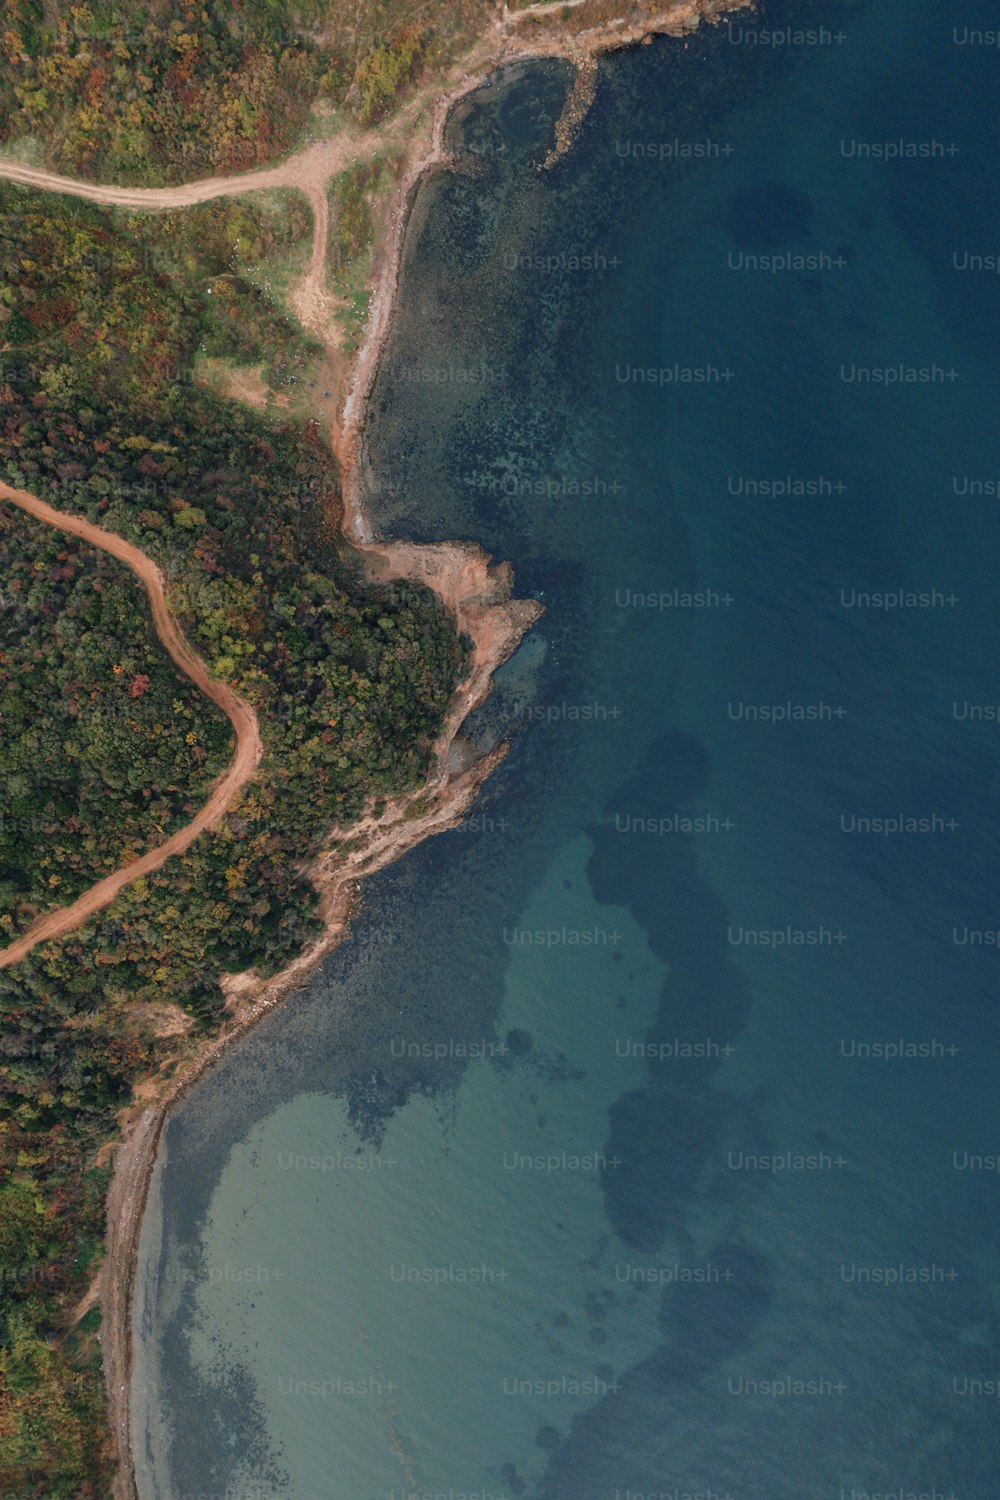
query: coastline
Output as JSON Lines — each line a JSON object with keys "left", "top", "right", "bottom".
{"left": 98, "top": 3, "right": 751, "bottom": 1495}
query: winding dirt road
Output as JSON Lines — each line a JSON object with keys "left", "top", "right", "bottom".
{"left": 0, "top": 479, "right": 263, "bottom": 970}
{"left": 0, "top": 9, "right": 746, "bottom": 1492}
{"left": 0, "top": 132, "right": 382, "bottom": 341}
{"left": 0, "top": 136, "right": 378, "bottom": 210}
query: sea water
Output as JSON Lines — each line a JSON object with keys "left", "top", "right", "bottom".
{"left": 132, "top": 0, "right": 1000, "bottom": 1495}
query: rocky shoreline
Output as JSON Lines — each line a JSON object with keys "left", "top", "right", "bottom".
{"left": 100, "top": 3, "right": 749, "bottom": 1493}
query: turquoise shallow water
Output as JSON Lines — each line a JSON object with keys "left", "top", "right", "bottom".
{"left": 134, "top": 1, "right": 1000, "bottom": 1496}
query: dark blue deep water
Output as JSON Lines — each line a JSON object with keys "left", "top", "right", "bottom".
{"left": 134, "top": 1, "right": 1000, "bottom": 1496}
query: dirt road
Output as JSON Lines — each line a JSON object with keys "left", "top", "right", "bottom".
{"left": 0, "top": 135, "right": 376, "bottom": 210}
{"left": 0, "top": 480, "right": 263, "bottom": 970}
{"left": 0, "top": 7, "right": 746, "bottom": 1492}
{"left": 0, "top": 132, "right": 377, "bottom": 340}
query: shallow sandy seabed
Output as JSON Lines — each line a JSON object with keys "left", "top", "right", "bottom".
{"left": 0, "top": 1, "right": 751, "bottom": 1490}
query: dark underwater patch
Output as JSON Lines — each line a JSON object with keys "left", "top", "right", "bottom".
{"left": 727, "top": 181, "right": 812, "bottom": 248}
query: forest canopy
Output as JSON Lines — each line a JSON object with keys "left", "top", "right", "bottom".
{"left": 0, "top": 172, "right": 468, "bottom": 1492}
{"left": 0, "top": 0, "right": 491, "bottom": 185}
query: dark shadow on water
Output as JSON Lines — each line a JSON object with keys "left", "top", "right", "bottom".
{"left": 587, "top": 731, "right": 754, "bottom": 1247}
{"left": 535, "top": 1242, "right": 774, "bottom": 1500}
{"left": 727, "top": 181, "right": 813, "bottom": 248}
